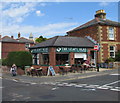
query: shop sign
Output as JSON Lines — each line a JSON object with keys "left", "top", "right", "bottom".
{"left": 31, "top": 48, "right": 48, "bottom": 53}
{"left": 56, "top": 47, "right": 87, "bottom": 52}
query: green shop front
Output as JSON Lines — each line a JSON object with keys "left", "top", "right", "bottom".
{"left": 30, "top": 36, "right": 95, "bottom": 67}
{"left": 31, "top": 47, "right": 89, "bottom": 66}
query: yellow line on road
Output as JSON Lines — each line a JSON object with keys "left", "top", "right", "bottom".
{"left": 60, "top": 73, "right": 109, "bottom": 82}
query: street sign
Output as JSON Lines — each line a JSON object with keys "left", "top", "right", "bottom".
{"left": 94, "top": 45, "right": 99, "bottom": 51}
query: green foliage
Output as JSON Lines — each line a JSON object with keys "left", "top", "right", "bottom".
{"left": 105, "top": 57, "right": 115, "bottom": 63}
{"left": 35, "top": 36, "right": 47, "bottom": 43}
{"left": 6, "top": 51, "right": 32, "bottom": 69}
{"left": 1, "top": 59, "right": 8, "bottom": 66}
{"left": 115, "top": 50, "right": 120, "bottom": 61}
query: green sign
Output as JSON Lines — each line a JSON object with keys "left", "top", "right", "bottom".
{"left": 56, "top": 47, "right": 87, "bottom": 53}
{"left": 31, "top": 48, "right": 48, "bottom": 53}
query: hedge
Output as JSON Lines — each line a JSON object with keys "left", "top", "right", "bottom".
{"left": 4, "top": 51, "right": 32, "bottom": 69}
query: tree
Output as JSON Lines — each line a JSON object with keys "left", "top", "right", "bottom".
{"left": 35, "top": 36, "right": 47, "bottom": 43}
{"left": 6, "top": 51, "right": 32, "bottom": 69}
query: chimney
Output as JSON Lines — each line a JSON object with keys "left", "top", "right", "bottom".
{"left": 0, "top": 35, "right": 1, "bottom": 40}
{"left": 18, "top": 32, "right": 21, "bottom": 38}
{"left": 11, "top": 35, "right": 14, "bottom": 39}
{"left": 94, "top": 10, "right": 106, "bottom": 19}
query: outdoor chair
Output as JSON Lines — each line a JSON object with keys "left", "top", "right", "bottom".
{"left": 59, "top": 67, "right": 67, "bottom": 75}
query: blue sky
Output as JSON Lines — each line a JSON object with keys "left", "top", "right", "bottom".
{"left": 0, "top": 2, "right": 118, "bottom": 39}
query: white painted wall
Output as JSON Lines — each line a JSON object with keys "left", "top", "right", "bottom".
{"left": 74, "top": 53, "right": 87, "bottom": 60}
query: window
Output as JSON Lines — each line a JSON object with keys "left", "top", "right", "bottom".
{"left": 25, "top": 43, "right": 30, "bottom": 49}
{"left": 109, "top": 27, "right": 114, "bottom": 40}
{"left": 33, "top": 54, "right": 39, "bottom": 65}
{"left": 56, "top": 54, "right": 69, "bottom": 65}
{"left": 109, "top": 46, "right": 115, "bottom": 58}
{"left": 42, "top": 54, "right": 49, "bottom": 65}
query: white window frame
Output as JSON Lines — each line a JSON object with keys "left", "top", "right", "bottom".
{"left": 108, "top": 27, "right": 114, "bottom": 40}
{"left": 25, "top": 43, "right": 30, "bottom": 49}
{"left": 109, "top": 46, "right": 115, "bottom": 58}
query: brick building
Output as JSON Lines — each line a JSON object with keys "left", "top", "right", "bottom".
{"left": 30, "top": 36, "right": 95, "bottom": 68}
{"left": 0, "top": 33, "right": 34, "bottom": 59}
{"left": 67, "top": 10, "right": 120, "bottom": 63}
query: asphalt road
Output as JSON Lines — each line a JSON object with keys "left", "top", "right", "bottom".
{"left": 1, "top": 69, "right": 120, "bottom": 102}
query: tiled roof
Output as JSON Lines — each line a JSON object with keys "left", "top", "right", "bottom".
{"left": 1, "top": 36, "right": 34, "bottom": 43}
{"left": 17, "top": 37, "right": 34, "bottom": 43}
{"left": 1, "top": 36, "right": 18, "bottom": 42}
{"left": 30, "top": 36, "right": 95, "bottom": 49}
{"left": 67, "top": 18, "right": 120, "bottom": 33}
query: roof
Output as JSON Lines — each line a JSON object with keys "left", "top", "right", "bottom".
{"left": 30, "top": 36, "right": 95, "bottom": 49}
{"left": 1, "top": 36, "right": 34, "bottom": 43}
{"left": 67, "top": 18, "right": 120, "bottom": 33}
{"left": 1, "top": 36, "right": 18, "bottom": 42}
{"left": 17, "top": 37, "right": 34, "bottom": 43}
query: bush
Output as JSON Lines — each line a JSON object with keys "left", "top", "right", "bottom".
{"left": 6, "top": 51, "right": 32, "bottom": 70}
{"left": 1, "top": 59, "right": 8, "bottom": 66}
{"left": 105, "top": 57, "right": 115, "bottom": 63}
{"left": 115, "top": 50, "right": 120, "bottom": 61}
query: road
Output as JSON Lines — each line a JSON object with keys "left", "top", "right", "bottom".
{"left": 1, "top": 69, "right": 120, "bottom": 102}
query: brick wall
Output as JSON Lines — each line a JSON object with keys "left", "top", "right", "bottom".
{"left": 2, "top": 42, "right": 34, "bottom": 59}
{"left": 67, "top": 25, "right": 120, "bottom": 63}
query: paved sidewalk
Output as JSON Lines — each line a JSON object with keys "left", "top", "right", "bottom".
{"left": 1, "top": 68, "right": 117, "bottom": 84}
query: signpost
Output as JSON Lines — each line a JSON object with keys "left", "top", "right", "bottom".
{"left": 94, "top": 44, "right": 100, "bottom": 68}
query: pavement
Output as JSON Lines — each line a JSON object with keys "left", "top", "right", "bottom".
{"left": 1, "top": 68, "right": 118, "bottom": 84}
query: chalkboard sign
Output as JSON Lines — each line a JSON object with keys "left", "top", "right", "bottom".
{"left": 48, "top": 66, "right": 56, "bottom": 76}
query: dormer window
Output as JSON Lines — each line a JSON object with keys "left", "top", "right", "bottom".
{"left": 109, "top": 27, "right": 114, "bottom": 40}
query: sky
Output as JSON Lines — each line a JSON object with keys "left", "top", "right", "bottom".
{"left": 0, "top": 1, "right": 119, "bottom": 39}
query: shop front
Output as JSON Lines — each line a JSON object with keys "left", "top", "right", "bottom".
{"left": 30, "top": 36, "right": 96, "bottom": 68}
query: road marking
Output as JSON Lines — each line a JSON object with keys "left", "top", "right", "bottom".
{"left": 51, "top": 87, "right": 59, "bottom": 90}
{"left": 12, "top": 79, "right": 18, "bottom": 82}
{"left": 85, "top": 85, "right": 99, "bottom": 88}
{"left": 110, "top": 74, "right": 120, "bottom": 76}
{"left": 97, "top": 86, "right": 109, "bottom": 90}
{"left": 0, "top": 77, "right": 2, "bottom": 79}
{"left": 102, "top": 80, "right": 120, "bottom": 86}
{"left": 78, "top": 84, "right": 87, "bottom": 86}
{"left": 110, "top": 89, "right": 120, "bottom": 92}
{"left": 74, "top": 85, "right": 83, "bottom": 88}
{"left": 30, "top": 83, "right": 37, "bottom": 85}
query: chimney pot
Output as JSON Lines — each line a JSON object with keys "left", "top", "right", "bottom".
{"left": 11, "top": 35, "right": 14, "bottom": 39}
{"left": 95, "top": 9, "right": 106, "bottom": 19}
{"left": 18, "top": 32, "right": 21, "bottom": 38}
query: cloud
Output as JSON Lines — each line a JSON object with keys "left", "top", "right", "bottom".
{"left": 36, "top": 10, "right": 44, "bottom": 16}
{"left": 1, "top": 22, "right": 78, "bottom": 38}
{"left": 1, "top": 3, "right": 38, "bottom": 26}
{"left": 99, "top": 2, "right": 110, "bottom": 6}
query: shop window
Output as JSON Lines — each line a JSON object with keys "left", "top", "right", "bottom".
{"left": 56, "top": 54, "right": 69, "bottom": 65}
{"left": 109, "top": 46, "right": 115, "bottom": 58}
{"left": 42, "top": 54, "right": 49, "bottom": 65}
{"left": 33, "top": 54, "right": 39, "bottom": 65}
{"left": 108, "top": 27, "right": 114, "bottom": 40}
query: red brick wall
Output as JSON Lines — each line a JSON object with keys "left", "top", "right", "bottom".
{"left": 2, "top": 42, "right": 34, "bottom": 59}
{"left": 49, "top": 47, "right": 56, "bottom": 66}
{"left": 101, "top": 44, "right": 109, "bottom": 62}
{"left": 67, "top": 25, "right": 98, "bottom": 42}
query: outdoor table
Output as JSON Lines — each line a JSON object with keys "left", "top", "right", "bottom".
{"left": 36, "top": 68, "right": 43, "bottom": 76}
